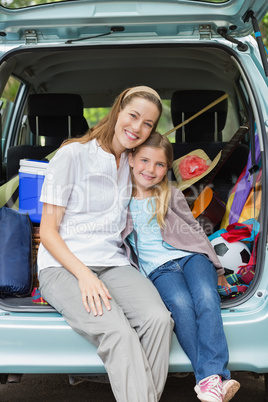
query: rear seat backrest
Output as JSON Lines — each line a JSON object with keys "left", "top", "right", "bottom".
{"left": 170, "top": 90, "right": 249, "bottom": 202}
{"left": 171, "top": 90, "right": 228, "bottom": 143}
{"left": 28, "top": 93, "right": 89, "bottom": 146}
{"left": 6, "top": 93, "right": 89, "bottom": 181}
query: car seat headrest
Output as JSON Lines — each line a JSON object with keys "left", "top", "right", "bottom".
{"left": 28, "top": 93, "right": 89, "bottom": 140}
{"left": 171, "top": 90, "right": 228, "bottom": 143}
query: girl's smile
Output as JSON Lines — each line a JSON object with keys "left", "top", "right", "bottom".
{"left": 129, "top": 146, "right": 168, "bottom": 198}
{"left": 140, "top": 172, "right": 155, "bottom": 180}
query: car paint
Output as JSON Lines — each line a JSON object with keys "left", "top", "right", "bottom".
{"left": 0, "top": 0, "right": 268, "bottom": 379}
{"left": 0, "top": 0, "right": 267, "bottom": 49}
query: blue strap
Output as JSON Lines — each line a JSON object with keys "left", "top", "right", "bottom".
{"left": 254, "top": 31, "right": 261, "bottom": 38}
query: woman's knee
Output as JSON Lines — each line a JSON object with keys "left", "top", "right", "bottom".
{"left": 145, "top": 302, "right": 173, "bottom": 334}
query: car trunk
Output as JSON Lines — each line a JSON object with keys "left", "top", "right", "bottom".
{"left": 0, "top": 39, "right": 266, "bottom": 312}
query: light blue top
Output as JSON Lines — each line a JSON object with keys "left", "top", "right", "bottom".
{"left": 127, "top": 197, "right": 192, "bottom": 276}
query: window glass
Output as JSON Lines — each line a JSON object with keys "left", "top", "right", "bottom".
{"left": 1, "top": 76, "right": 20, "bottom": 154}
{"left": 1, "top": 0, "right": 229, "bottom": 8}
{"left": 84, "top": 107, "right": 111, "bottom": 128}
{"left": 186, "top": 0, "right": 228, "bottom": 2}
{"left": 1, "top": 0, "right": 69, "bottom": 9}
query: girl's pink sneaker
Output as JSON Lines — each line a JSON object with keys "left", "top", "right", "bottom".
{"left": 222, "top": 379, "right": 240, "bottom": 402}
{"left": 194, "top": 374, "right": 223, "bottom": 402}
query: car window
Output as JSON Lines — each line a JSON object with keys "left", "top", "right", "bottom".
{"left": 158, "top": 100, "right": 174, "bottom": 141}
{"left": 1, "top": 0, "right": 71, "bottom": 9}
{"left": 83, "top": 107, "right": 111, "bottom": 129}
{"left": 187, "top": 0, "right": 228, "bottom": 2}
{"left": 1, "top": 0, "right": 230, "bottom": 7}
{"left": 0, "top": 76, "right": 20, "bottom": 155}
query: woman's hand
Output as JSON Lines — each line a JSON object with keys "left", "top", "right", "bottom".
{"left": 218, "top": 274, "right": 231, "bottom": 288}
{"left": 78, "top": 269, "right": 112, "bottom": 316}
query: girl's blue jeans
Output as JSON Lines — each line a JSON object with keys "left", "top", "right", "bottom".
{"left": 149, "top": 253, "right": 230, "bottom": 383}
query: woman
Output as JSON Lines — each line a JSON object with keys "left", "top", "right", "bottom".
{"left": 37, "top": 86, "right": 173, "bottom": 402}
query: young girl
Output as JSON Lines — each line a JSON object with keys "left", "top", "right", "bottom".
{"left": 38, "top": 87, "right": 174, "bottom": 402}
{"left": 122, "top": 132, "right": 240, "bottom": 402}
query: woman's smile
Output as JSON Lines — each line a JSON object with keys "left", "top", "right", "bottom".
{"left": 124, "top": 129, "right": 139, "bottom": 141}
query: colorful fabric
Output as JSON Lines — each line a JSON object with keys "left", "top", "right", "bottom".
{"left": 238, "top": 174, "right": 262, "bottom": 223}
{"left": 217, "top": 273, "right": 249, "bottom": 298}
{"left": 31, "top": 287, "right": 48, "bottom": 305}
{"left": 225, "top": 273, "right": 241, "bottom": 285}
{"left": 229, "top": 132, "right": 261, "bottom": 224}
{"left": 217, "top": 218, "right": 258, "bottom": 292}
{"left": 237, "top": 266, "right": 255, "bottom": 284}
{"left": 217, "top": 284, "right": 248, "bottom": 297}
{"left": 221, "top": 219, "right": 260, "bottom": 245}
{"left": 220, "top": 166, "right": 245, "bottom": 229}
{"left": 221, "top": 131, "right": 261, "bottom": 228}
{"left": 208, "top": 229, "right": 227, "bottom": 242}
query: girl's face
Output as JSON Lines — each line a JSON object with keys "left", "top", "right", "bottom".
{"left": 113, "top": 97, "right": 160, "bottom": 155}
{"left": 129, "top": 146, "right": 168, "bottom": 197}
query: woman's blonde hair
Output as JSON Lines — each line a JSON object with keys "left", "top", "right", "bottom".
{"left": 60, "top": 87, "right": 162, "bottom": 154}
{"left": 130, "top": 131, "right": 173, "bottom": 228}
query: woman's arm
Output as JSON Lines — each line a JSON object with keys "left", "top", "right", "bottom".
{"left": 40, "top": 203, "right": 112, "bottom": 316}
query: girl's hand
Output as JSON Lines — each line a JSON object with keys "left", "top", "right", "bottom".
{"left": 218, "top": 274, "right": 231, "bottom": 288}
{"left": 78, "top": 270, "right": 112, "bottom": 316}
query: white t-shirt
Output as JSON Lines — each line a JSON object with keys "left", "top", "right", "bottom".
{"left": 37, "top": 139, "right": 131, "bottom": 272}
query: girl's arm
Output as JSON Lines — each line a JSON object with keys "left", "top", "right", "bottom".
{"left": 40, "top": 203, "right": 112, "bottom": 316}
{"left": 218, "top": 274, "right": 231, "bottom": 288}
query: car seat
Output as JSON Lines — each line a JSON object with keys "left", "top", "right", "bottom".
{"left": 170, "top": 90, "right": 249, "bottom": 203}
{"left": 171, "top": 89, "right": 228, "bottom": 143}
{"left": 6, "top": 93, "right": 89, "bottom": 181}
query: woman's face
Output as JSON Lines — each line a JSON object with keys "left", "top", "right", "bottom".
{"left": 113, "top": 97, "right": 160, "bottom": 155}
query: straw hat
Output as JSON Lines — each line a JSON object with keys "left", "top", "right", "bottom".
{"left": 173, "top": 149, "right": 222, "bottom": 191}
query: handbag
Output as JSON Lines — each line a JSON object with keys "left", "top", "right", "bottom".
{"left": 0, "top": 207, "right": 34, "bottom": 297}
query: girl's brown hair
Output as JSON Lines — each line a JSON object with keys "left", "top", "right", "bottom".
{"left": 130, "top": 131, "right": 173, "bottom": 228}
{"left": 61, "top": 87, "right": 162, "bottom": 155}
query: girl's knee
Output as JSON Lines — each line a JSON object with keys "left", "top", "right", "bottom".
{"left": 162, "top": 292, "right": 194, "bottom": 316}
{"left": 198, "top": 286, "right": 220, "bottom": 305}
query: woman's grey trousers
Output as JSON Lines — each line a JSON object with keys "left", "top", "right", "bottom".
{"left": 39, "top": 264, "right": 174, "bottom": 402}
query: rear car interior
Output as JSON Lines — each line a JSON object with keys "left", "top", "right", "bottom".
{"left": 0, "top": 43, "right": 262, "bottom": 311}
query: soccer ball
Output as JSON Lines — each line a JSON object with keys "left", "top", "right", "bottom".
{"left": 210, "top": 237, "right": 251, "bottom": 275}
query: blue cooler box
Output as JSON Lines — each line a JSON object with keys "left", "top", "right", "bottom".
{"left": 19, "top": 159, "right": 49, "bottom": 223}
